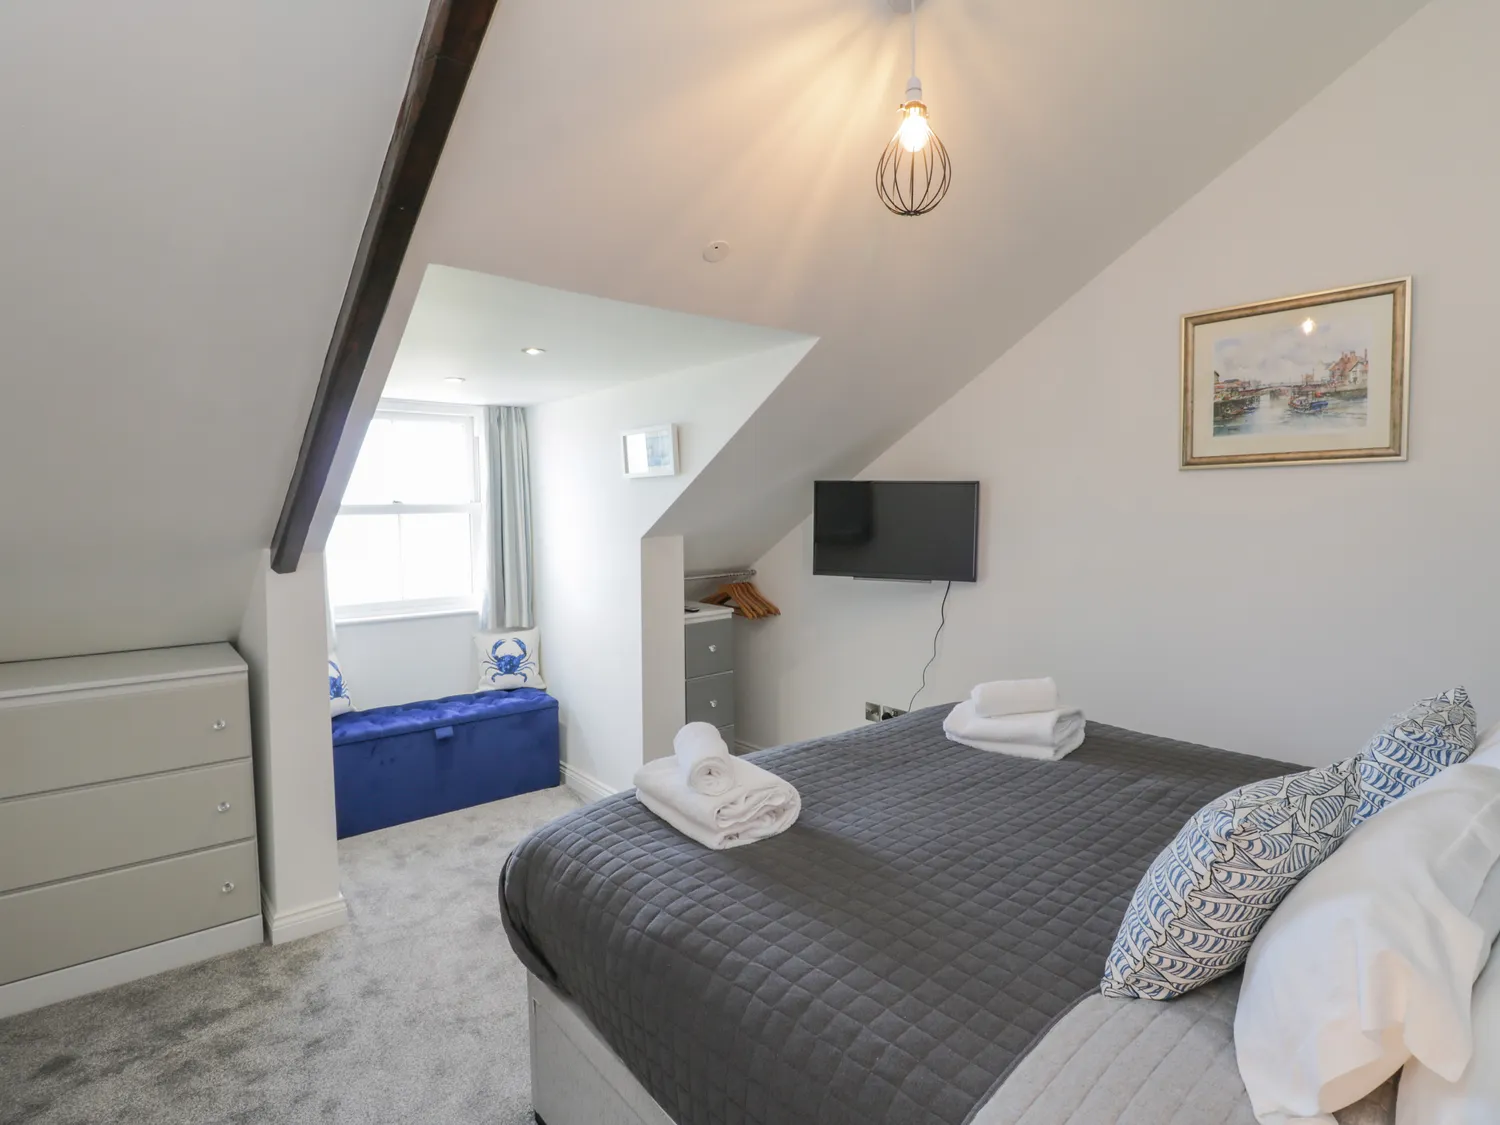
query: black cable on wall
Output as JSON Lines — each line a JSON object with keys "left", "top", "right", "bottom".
{"left": 909, "top": 580, "right": 953, "bottom": 711}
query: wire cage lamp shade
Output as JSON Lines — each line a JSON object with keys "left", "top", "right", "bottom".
{"left": 878, "top": 0, "right": 951, "bottom": 216}
{"left": 877, "top": 108, "right": 951, "bottom": 216}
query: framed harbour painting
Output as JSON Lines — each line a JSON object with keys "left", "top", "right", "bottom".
{"left": 1180, "top": 278, "right": 1411, "bottom": 468}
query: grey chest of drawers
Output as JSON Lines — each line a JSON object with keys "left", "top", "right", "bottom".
{"left": 684, "top": 602, "right": 737, "bottom": 750}
{"left": 0, "top": 642, "right": 262, "bottom": 1017}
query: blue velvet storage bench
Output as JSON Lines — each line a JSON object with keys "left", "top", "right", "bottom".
{"left": 331, "top": 688, "right": 560, "bottom": 838}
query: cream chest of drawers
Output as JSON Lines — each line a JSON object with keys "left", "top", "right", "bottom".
{"left": 0, "top": 643, "right": 262, "bottom": 1017}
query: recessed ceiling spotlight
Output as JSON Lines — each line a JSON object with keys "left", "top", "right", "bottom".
{"left": 444, "top": 376, "right": 466, "bottom": 384}
{"left": 1301, "top": 318, "right": 1317, "bottom": 335}
{"left": 522, "top": 347, "right": 546, "bottom": 356}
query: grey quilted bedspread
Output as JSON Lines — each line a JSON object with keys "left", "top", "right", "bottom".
{"left": 500, "top": 707, "right": 1294, "bottom": 1125}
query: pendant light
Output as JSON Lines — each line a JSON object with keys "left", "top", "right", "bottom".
{"left": 877, "top": 0, "right": 951, "bottom": 216}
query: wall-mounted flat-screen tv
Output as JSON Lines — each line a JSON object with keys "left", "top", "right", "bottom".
{"left": 813, "top": 480, "right": 980, "bottom": 582}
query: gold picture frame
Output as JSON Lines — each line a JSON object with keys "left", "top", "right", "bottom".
{"left": 1180, "top": 278, "right": 1411, "bottom": 469}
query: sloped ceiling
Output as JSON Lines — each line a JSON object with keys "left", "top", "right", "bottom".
{"left": 0, "top": 1, "right": 430, "bottom": 660}
{"left": 0, "top": 1, "right": 1434, "bottom": 665}
{"left": 346, "top": 0, "right": 1428, "bottom": 570}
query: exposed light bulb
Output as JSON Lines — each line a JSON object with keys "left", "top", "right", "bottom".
{"left": 897, "top": 104, "right": 932, "bottom": 153}
{"left": 1301, "top": 318, "right": 1317, "bottom": 335}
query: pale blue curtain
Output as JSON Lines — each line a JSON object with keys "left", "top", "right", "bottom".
{"left": 485, "top": 406, "right": 534, "bottom": 629}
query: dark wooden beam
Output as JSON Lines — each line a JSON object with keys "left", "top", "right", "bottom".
{"left": 270, "top": 0, "right": 499, "bottom": 574}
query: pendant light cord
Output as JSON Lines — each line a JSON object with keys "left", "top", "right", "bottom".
{"left": 910, "top": 0, "right": 918, "bottom": 81}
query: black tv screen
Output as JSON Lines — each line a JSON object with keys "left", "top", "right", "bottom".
{"left": 813, "top": 481, "right": 979, "bottom": 582}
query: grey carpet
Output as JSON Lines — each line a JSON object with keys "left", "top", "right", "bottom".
{"left": 0, "top": 786, "right": 582, "bottom": 1125}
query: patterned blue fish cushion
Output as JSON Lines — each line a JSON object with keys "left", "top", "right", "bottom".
{"left": 1101, "top": 759, "right": 1360, "bottom": 1000}
{"left": 1353, "top": 687, "right": 1476, "bottom": 825}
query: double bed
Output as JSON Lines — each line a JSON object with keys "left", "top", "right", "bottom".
{"left": 500, "top": 707, "right": 1297, "bottom": 1125}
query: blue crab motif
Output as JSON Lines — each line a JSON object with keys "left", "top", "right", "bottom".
{"left": 484, "top": 637, "right": 537, "bottom": 685}
{"left": 328, "top": 660, "right": 349, "bottom": 701}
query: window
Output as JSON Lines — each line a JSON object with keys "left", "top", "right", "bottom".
{"left": 326, "top": 404, "right": 486, "bottom": 621}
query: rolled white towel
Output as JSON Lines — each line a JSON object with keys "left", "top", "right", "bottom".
{"left": 674, "top": 721, "right": 735, "bottom": 796}
{"left": 633, "top": 757, "right": 801, "bottom": 850}
{"left": 970, "top": 677, "right": 1058, "bottom": 719}
{"left": 943, "top": 699, "right": 1086, "bottom": 761}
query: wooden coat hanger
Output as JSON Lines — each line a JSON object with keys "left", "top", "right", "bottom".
{"left": 703, "top": 581, "right": 781, "bottom": 620}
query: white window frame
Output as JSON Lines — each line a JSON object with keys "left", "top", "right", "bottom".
{"left": 330, "top": 400, "right": 488, "bottom": 624}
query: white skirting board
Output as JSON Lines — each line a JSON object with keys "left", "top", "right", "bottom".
{"left": 262, "top": 890, "right": 349, "bottom": 945}
{"left": 529, "top": 972, "right": 677, "bottom": 1125}
{"left": 0, "top": 915, "right": 265, "bottom": 1020}
{"left": 560, "top": 762, "right": 618, "bottom": 804}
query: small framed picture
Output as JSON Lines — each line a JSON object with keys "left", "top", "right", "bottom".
{"left": 622, "top": 424, "right": 679, "bottom": 478}
{"left": 1181, "top": 278, "right": 1411, "bottom": 468}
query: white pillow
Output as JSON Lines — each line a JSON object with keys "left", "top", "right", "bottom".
{"left": 1235, "top": 762, "right": 1500, "bottom": 1125}
{"left": 474, "top": 629, "right": 545, "bottom": 692}
{"left": 329, "top": 656, "right": 353, "bottom": 716}
{"left": 1470, "top": 718, "right": 1500, "bottom": 767}
{"left": 1395, "top": 868, "right": 1500, "bottom": 1124}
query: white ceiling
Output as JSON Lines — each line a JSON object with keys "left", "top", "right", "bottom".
{"left": 383, "top": 265, "right": 805, "bottom": 406}
{"left": 0, "top": 0, "right": 431, "bottom": 660}
{"left": 328, "top": 0, "right": 1430, "bottom": 569}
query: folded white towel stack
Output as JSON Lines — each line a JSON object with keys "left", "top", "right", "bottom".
{"left": 944, "top": 697, "right": 1086, "bottom": 761}
{"left": 970, "top": 677, "right": 1058, "bottom": 718}
{"left": 630, "top": 753, "right": 798, "bottom": 852}
{"left": 674, "top": 721, "right": 735, "bottom": 796}
{"left": 634, "top": 754, "right": 801, "bottom": 850}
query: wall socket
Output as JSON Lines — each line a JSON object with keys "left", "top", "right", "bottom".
{"left": 865, "top": 702, "right": 908, "bottom": 722}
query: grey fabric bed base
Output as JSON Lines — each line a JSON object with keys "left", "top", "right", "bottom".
{"left": 503, "top": 708, "right": 1297, "bottom": 1125}
{"left": 529, "top": 972, "right": 674, "bottom": 1125}
{"left": 528, "top": 969, "right": 1398, "bottom": 1125}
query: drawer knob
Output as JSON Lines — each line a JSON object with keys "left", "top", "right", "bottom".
{"left": 212, "top": 719, "right": 228, "bottom": 732}
{"left": 708, "top": 644, "right": 718, "bottom": 653}
{"left": 217, "top": 801, "right": 232, "bottom": 814}
{"left": 221, "top": 881, "right": 236, "bottom": 894}
{"left": 709, "top": 699, "right": 718, "bottom": 708}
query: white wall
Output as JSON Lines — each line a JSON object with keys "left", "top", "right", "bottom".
{"left": 641, "top": 535, "right": 687, "bottom": 766}
{"left": 333, "top": 611, "right": 480, "bottom": 710}
{"left": 529, "top": 341, "right": 811, "bottom": 793}
{"left": 235, "top": 552, "right": 347, "bottom": 944}
{"left": 740, "top": 0, "right": 1500, "bottom": 767}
